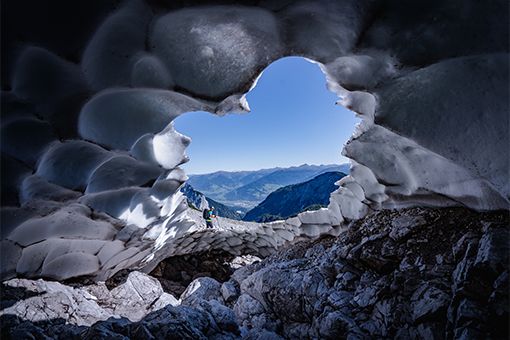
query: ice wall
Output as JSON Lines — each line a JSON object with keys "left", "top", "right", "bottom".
{"left": 1, "top": 0, "right": 508, "bottom": 282}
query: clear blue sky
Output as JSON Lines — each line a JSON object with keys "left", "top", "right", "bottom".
{"left": 174, "top": 57, "right": 359, "bottom": 174}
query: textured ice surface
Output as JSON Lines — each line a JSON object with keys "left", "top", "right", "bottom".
{"left": 278, "top": 0, "right": 371, "bottom": 62}
{"left": 85, "top": 156, "right": 162, "bottom": 194}
{"left": 36, "top": 141, "right": 110, "bottom": 191}
{"left": 1, "top": 0, "right": 508, "bottom": 282}
{"left": 20, "top": 175, "right": 81, "bottom": 204}
{"left": 12, "top": 46, "right": 88, "bottom": 116}
{"left": 150, "top": 5, "right": 283, "bottom": 98}
{"left": 79, "top": 88, "right": 206, "bottom": 150}
{"left": 375, "top": 54, "right": 510, "bottom": 198}
{"left": 1, "top": 118, "right": 56, "bottom": 166}
{"left": 131, "top": 54, "right": 175, "bottom": 89}
{"left": 81, "top": 0, "right": 152, "bottom": 91}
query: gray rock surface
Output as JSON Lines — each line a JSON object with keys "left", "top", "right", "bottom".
{"left": 1, "top": 271, "right": 179, "bottom": 326}
{"left": 181, "top": 277, "right": 223, "bottom": 307}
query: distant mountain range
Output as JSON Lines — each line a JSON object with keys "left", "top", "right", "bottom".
{"left": 243, "top": 171, "right": 347, "bottom": 222}
{"left": 180, "top": 183, "right": 244, "bottom": 220}
{"left": 187, "top": 163, "right": 350, "bottom": 209}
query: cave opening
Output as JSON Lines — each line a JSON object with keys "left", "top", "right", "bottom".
{"left": 173, "top": 56, "right": 360, "bottom": 220}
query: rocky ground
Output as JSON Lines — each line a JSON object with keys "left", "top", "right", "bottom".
{"left": 1, "top": 207, "right": 508, "bottom": 339}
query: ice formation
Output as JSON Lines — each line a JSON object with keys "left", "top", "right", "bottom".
{"left": 1, "top": 0, "right": 508, "bottom": 282}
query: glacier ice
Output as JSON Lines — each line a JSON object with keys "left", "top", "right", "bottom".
{"left": 1, "top": 118, "right": 56, "bottom": 166}
{"left": 150, "top": 5, "right": 283, "bottom": 98}
{"left": 12, "top": 46, "right": 88, "bottom": 116}
{"left": 81, "top": 0, "right": 152, "bottom": 91}
{"left": 1, "top": 0, "right": 508, "bottom": 282}
{"left": 78, "top": 88, "right": 206, "bottom": 150}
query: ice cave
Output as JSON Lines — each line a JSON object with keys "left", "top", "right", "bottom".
{"left": 1, "top": 0, "right": 509, "bottom": 338}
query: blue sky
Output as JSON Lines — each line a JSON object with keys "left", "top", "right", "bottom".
{"left": 174, "top": 57, "right": 359, "bottom": 174}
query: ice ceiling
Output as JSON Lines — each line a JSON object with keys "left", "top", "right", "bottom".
{"left": 1, "top": 0, "right": 508, "bottom": 282}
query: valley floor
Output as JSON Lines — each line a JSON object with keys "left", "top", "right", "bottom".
{"left": 1, "top": 207, "right": 508, "bottom": 339}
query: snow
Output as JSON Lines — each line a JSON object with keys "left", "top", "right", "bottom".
{"left": 78, "top": 88, "right": 206, "bottom": 150}
{"left": 85, "top": 156, "right": 162, "bottom": 193}
{"left": 12, "top": 46, "right": 87, "bottom": 116}
{"left": 0, "top": 207, "right": 38, "bottom": 239}
{"left": 81, "top": 0, "right": 151, "bottom": 91}
{"left": 2, "top": 0, "right": 509, "bottom": 282}
{"left": 1, "top": 118, "right": 56, "bottom": 166}
{"left": 278, "top": 0, "right": 371, "bottom": 62}
{"left": 360, "top": 0, "right": 508, "bottom": 66}
{"left": 36, "top": 140, "right": 110, "bottom": 191}
{"left": 324, "top": 53, "right": 398, "bottom": 90}
{"left": 0, "top": 240, "right": 21, "bottom": 279}
{"left": 150, "top": 6, "right": 282, "bottom": 98}
{"left": 153, "top": 123, "right": 191, "bottom": 169}
{"left": 131, "top": 54, "right": 174, "bottom": 89}
{"left": 7, "top": 204, "right": 117, "bottom": 247}
{"left": 345, "top": 124, "right": 509, "bottom": 210}
{"left": 131, "top": 134, "right": 157, "bottom": 164}
{"left": 20, "top": 175, "right": 81, "bottom": 204}
{"left": 150, "top": 178, "right": 182, "bottom": 201}
{"left": 375, "top": 54, "right": 510, "bottom": 200}
{"left": 79, "top": 188, "right": 143, "bottom": 219}
{"left": 330, "top": 187, "right": 369, "bottom": 221}
{"left": 43, "top": 253, "right": 100, "bottom": 281}
{"left": 215, "top": 94, "right": 251, "bottom": 115}
{"left": 124, "top": 190, "right": 161, "bottom": 228}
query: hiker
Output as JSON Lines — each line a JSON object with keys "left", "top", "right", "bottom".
{"left": 203, "top": 206, "right": 216, "bottom": 229}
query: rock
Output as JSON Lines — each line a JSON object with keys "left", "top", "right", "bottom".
{"left": 327, "top": 290, "right": 353, "bottom": 309}
{"left": 136, "top": 305, "right": 212, "bottom": 339}
{"left": 474, "top": 224, "right": 509, "bottom": 278}
{"left": 282, "top": 322, "right": 312, "bottom": 339}
{"left": 221, "top": 281, "right": 239, "bottom": 304}
{"left": 0, "top": 279, "right": 111, "bottom": 326}
{"left": 389, "top": 215, "right": 427, "bottom": 241}
{"left": 488, "top": 271, "right": 509, "bottom": 337}
{"left": 416, "top": 323, "right": 444, "bottom": 340}
{"left": 243, "top": 329, "right": 284, "bottom": 340}
{"left": 109, "top": 271, "right": 165, "bottom": 321}
{"left": 452, "top": 238, "right": 480, "bottom": 293}
{"left": 411, "top": 284, "right": 450, "bottom": 323}
{"left": 1, "top": 315, "right": 57, "bottom": 340}
{"left": 367, "top": 298, "right": 395, "bottom": 337}
{"left": 150, "top": 292, "right": 180, "bottom": 312}
{"left": 455, "top": 299, "right": 485, "bottom": 329}
{"left": 353, "top": 285, "right": 378, "bottom": 308}
{"left": 81, "top": 317, "right": 131, "bottom": 340}
{"left": 319, "top": 311, "right": 357, "bottom": 339}
{"left": 0, "top": 270, "right": 184, "bottom": 334}
{"left": 233, "top": 293, "right": 265, "bottom": 321}
{"left": 452, "top": 232, "right": 479, "bottom": 261}
{"left": 198, "top": 299, "right": 239, "bottom": 334}
{"left": 181, "top": 277, "right": 223, "bottom": 307}
{"left": 453, "top": 326, "right": 484, "bottom": 339}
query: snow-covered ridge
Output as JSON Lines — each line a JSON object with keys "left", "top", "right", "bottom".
{"left": 1, "top": 0, "right": 508, "bottom": 282}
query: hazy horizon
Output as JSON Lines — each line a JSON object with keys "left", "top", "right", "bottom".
{"left": 174, "top": 57, "right": 359, "bottom": 174}
{"left": 187, "top": 162, "right": 350, "bottom": 176}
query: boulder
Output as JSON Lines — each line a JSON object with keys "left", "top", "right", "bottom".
{"left": 180, "top": 277, "right": 223, "bottom": 307}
